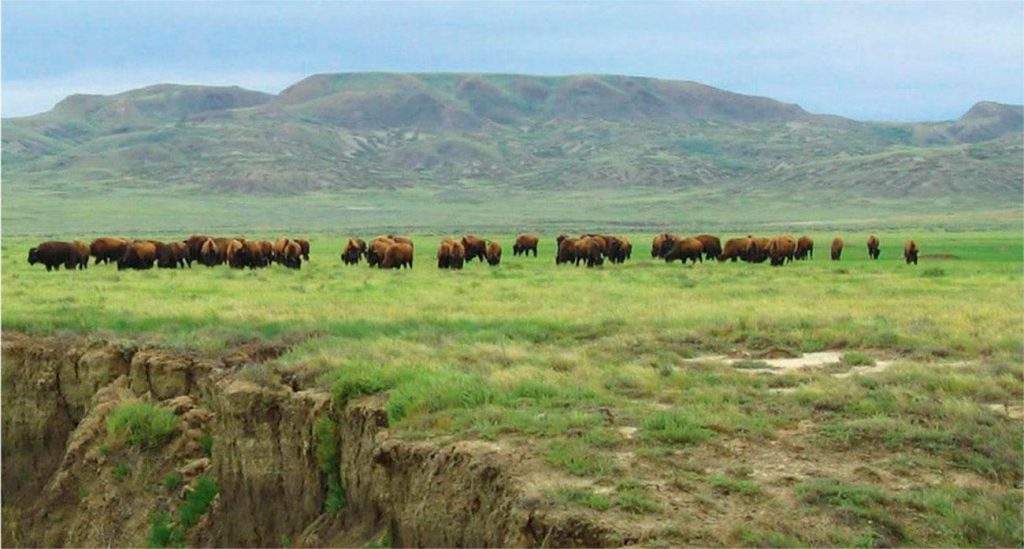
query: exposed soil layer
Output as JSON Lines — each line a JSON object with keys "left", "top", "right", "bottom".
{"left": 1, "top": 332, "right": 618, "bottom": 547}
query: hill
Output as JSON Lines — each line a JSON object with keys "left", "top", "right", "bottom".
{"left": 1, "top": 73, "right": 1021, "bottom": 234}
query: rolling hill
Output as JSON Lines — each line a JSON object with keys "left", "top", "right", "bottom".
{"left": 2, "top": 73, "right": 1021, "bottom": 234}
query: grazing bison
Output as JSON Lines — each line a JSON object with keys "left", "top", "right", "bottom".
{"left": 904, "top": 240, "right": 918, "bottom": 265}
{"left": 795, "top": 236, "right": 814, "bottom": 260}
{"left": 28, "top": 241, "right": 75, "bottom": 271}
{"left": 382, "top": 242, "right": 413, "bottom": 269}
{"left": 367, "top": 237, "right": 394, "bottom": 268}
{"left": 341, "top": 238, "right": 366, "bottom": 265}
{"left": 513, "top": 234, "right": 539, "bottom": 257}
{"left": 694, "top": 234, "right": 722, "bottom": 260}
{"left": 295, "top": 239, "right": 310, "bottom": 261}
{"left": 225, "top": 239, "right": 247, "bottom": 269}
{"left": 437, "top": 239, "right": 454, "bottom": 269}
{"left": 70, "top": 241, "right": 90, "bottom": 269}
{"left": 486, "top": 241, "right": 502, "bottom": 266}
{"left": 652, "top": 233, "right": 678, "bottom": 258}
{"left": 767, "top": 235, "right": 798, "bottom": 266}
{"left": 556, "top": 237, "right": 578, "bottom": 265}
{"left": 462, "top": 235, "right": 487, "bottom": 263}
{"left": 90, "top": 237, "right": 129, "bottom": 265}
{"left": 831, "top": 238, "right": 844, "bottom": 261}
{"left": 745, "top": 237, "right": 771, "bottom": 263}
{"left": 867, "top": 235, "right": 880, "bottom": 260}
{"left": 280, "top": 240, "right": 302, "bottom": 269}
{"left": 574, "top": 237, "right": 604, "bottom": 267}
{"left": 719, "top": 237, "right": 751, "bottom": 262}
{"left": 185, "top": 235, "right": 213, "bottom": 264}
{"left": 199, "top": 238, "right": 220, "bottom": 266}
{"left": 664, "top": 237, "right": 704, "bottom": 265}
{"left": 118, "top": 241, "right": 157, "bottom": 270}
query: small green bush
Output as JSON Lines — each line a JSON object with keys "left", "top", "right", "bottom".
{"left": 314, "top": 417, "right": 346, "bottom": 513}
{"left": 113, "top": 463, "right": 131, "bottom": 481}
{"left": 107, "top": 402, "right": 178, "bottom": 449}
{"left": 179, "top": 476, "right": 218, "bottom": 529}
{"left": 163, "top": 472, "right": 183, "bottom": 491}
{"left": 709, "top": 473, "right": 761, "bottom": 496}
{"left": 147, "top": 511, "right": 182, "bottom": 548}
{"left": 199, "top": 433, "right": 214, "bottom": 457}
{"left": 545, "top": 440, "right": 614, "bottom": 477}
{"left": 841, "top": 351, "right": 876, "bottom": 366}
{"left": 643, "top": 410, "right": 714, "bottom": 446}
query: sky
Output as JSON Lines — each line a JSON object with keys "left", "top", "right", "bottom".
{"left": 2, "top": 1, "right": 1022, "bottom": 121}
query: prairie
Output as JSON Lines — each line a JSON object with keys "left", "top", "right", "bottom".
{"left": 3, "top": 230, "right": 1021, "bottom": 545}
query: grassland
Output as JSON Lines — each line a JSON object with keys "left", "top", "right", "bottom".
{"left": 2, "top": 229, "right": 1021, "bottom": 545}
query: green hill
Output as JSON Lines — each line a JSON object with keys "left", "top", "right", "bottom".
{"left": 2, "top": 73, "right": 1021, "bottom": 234}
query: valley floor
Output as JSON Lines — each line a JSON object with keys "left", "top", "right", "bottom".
{"left": 2, "top": 230, "right": 1022, "bottom": 546}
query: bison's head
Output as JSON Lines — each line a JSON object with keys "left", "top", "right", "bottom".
{"left": 27, "top": 248, "right": 38, "bottom": 264}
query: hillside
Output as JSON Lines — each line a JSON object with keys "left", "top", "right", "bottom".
{"left": 1, "top": 73, "right": 1021, "bottom": 234}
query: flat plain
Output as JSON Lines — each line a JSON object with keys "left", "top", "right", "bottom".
{"left": 3, "top": 229, "right": 1021, "bottom": 546}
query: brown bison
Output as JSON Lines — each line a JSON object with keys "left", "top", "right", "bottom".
{"left": 449, "top": 240, "right": 466, "bottom": 269}
{"left": 556, "top": 237, "right": 578, "bottom": 265}
{"left": 172, "top": 242, "right": 191, "bottom": 267}
{"left": 280, "top": 240, "right": 303, "bottom": 269}
{"left": 382, "top": 242, "right": 413, "bottom": 269}
{"left": 867, "top": 235, "right": 880, "bottom": 260}
{"left": 604, "top": 236, "right": 627, "bottom": 263}
{"left": 225, "top": 239, "right": 247, "bottom": 269}
{"left": 904, "top": 240, "right": 918, "bottom": 265}
{"left": 767, "top": 235, "right": 797, "bottom": 266}
{"left": 185, "top": 235, "right": 213, "bottom": 264}
{"left": 513, "top": 234, "right": 539, "bottom": 257}
{"left": 243, "top": 240, "right": 266, "bottom": 268}
{"left": 155, "top": 241, "right": 180, "bottom": 269}
{"left": 664, "top": 237, "right": 703, "bottom": 264}
{"left": 118, "top": 241, "right": 157, "bottom": 270}
{"left": 652, "top": 233, "right": 678, "bottom": 258}
{"left": 831, "top": 238, "right": 844, "bottom": 261}
{"left": 694, "top": 234, "right": 722, "bottom": 260}
{"left": 437, "top": 239, "right": 454, "bottom": 269}
{"left": 719, "top": 237, "right": 751, "bottom": 262}
{"left": 259, "top": 241, "right": 274, "bottom": 265}
{"left": 199, "top": 238, "right": 220, "bottom": 266}
{"left": 794, "top": 236, "right": 814, "bottom": 260}
{"left": 341, "top": 238, "right": 366, "bottom": 265}
{"left": 90, "top": 237, "right": 129, "bottom": 265}
{"left": 70, "top": 241, "right": 90, "bottom": 269}
{"left": 486, "top": 241, "right": 502, "bottom": 266}
{"left": 367, "top": 237, "right": 394, "bottom": 268}
{"left": 27, "top": 241, "right": 76, "bottom": 271}
{"left": 295, "top": 239, "right": 310, "bottom": 261}
{"left": 462, "top": 235, "right": 487, "bottom": 262}
{"left": 574, "top": 237, "right": 604, "bottom": 267}
{"left": 745, "top": 237, "right": 771, "bottom": 263}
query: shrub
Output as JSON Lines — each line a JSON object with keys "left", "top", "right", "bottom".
{"left": 163, "top": 472, "right": 183, "bottom": 491}
{"left": 113, "top": 463, "right": 131, "bottom": 481}
{"left": 107, "top": 402, "right": 178, "bottom": 449}
{"left": 147, "top": 511, "right": 182, "bottom": 548}
{"left": 841, "top": 351, "right": 876, "bottom": 366}
{"left": 314, "top": 417, "right": 346, "bottom": 513}
{"left": 179, "top": 476, "right": 218, "bottom": 529}
{"left": 199, "top": 433, "right": 214, "bottom": 457}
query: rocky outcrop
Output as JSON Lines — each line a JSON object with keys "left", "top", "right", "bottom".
{"left": 1, "top": 333, "right": 615, "bottom": 547}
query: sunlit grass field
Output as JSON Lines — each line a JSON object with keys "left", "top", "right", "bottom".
{"left": 3, "top": 230, "right": 1022, "bottom": 545}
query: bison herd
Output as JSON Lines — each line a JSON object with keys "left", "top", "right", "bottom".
{"left": 26, "top": 232, "right": 922, "bottom": 272}
{"left": 27, "top": 236, "right": 310, "bottom": 271}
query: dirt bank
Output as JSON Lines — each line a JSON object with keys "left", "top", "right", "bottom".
{"left": 1, "top": 332, "right": 615, "bottom": 547}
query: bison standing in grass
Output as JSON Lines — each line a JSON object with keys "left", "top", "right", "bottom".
{"left": 341, "top": 238, "right": 366, "bottom": 265}
{"left": 795, "top": 236, "right": 814, "bottom": 260}
{"left": 831, "top": 238, "right": 844, "bottom": 261}
{"left": 557, "top": 237, "right": 578, "bottom": 265}
{"left": 382, "top": 242, "right": 413, "bottom": 269}
{"left": 767, "top": 235, "right": 797, "bottom": 266}
{"left": 664, "top": 237, "right": 703, "bottom": 265}
{"left": 719, "top": 237, "right": 750, "bottom": 262}
{"left": 118, "top": 241, "right": 157, "bottom": 270}
{"left": 367, "top": 237, "right": 394, "bottom": 268}
{"left": 462, "top": 235, "right": 487, "bottom": 263}
{"left": 28, "top": 241, "right": 76, "bottom": 271}
{"left": 694, "top": 234, "right": 722, "bottom": 261}
{"left": 867, "top": 235, "right": 881, "bottom": 260}
{"left": 904, "top": 240, "right": 919, "bottom": 265}
{"left": 513, "top": 234, "right": 539, "bottom": 257}
{"left": 486, "top": 241, "right": 502, "bottom": 266}
{"left": 90, "top": 237, "right": 129, "bottom": 265}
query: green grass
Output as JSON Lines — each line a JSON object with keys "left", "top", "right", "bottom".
{"left": 178, "top": 476, "right": 218, "bottom": 529}
{"left": 163, "top": 472, "right": 183, "bottom": 491}
{"left": 554, "top": 487, "right": 612, "bottom": 511}
{"left": 840, "top": 351, "right": 875, "bottom": 367}
{"left": 106, "top": 402, "right": 178, "bottom": 449}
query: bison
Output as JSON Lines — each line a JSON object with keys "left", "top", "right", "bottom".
{"left": 437, "top": 239, "right": 454, "bottom": 269}
{"left": 341, "top": 238, "right": 366, "bottom": 265}
{"left": 794, "top": 236, "right": 814, "bottom": 260}
{"left": 367, "top": 237, "right": 394, "bottom": 268}
{"left": 486, "top": 241, "right": 502, "bottom": 266}
{"left": 831, "top": 238, "right": 844, "bottom": 261}
{"left": 745, "top": 237, "right": 771, "bottom": 263}
{"left": 767, "top": 235, "right": 797, "bottom": 266}
{"left": 652, "top": 233, "right": 678, "bottom": 258}
{"left": 574, "top": 237, "right": 604, "bottom": 267}
{"left": 462, "top": 235, "right": 487, "bottom": 263}
{"left": 664, "top": 237, "right": 703, "bottom": 265}
{"left": 118, "top": 241, "right": 157, "bottom": 270}
{"left": 449, "top": 240, "right": 466, "bottom": 270}
{"left": 904, "top": 240, "right": 918, "bottom": 265}
{"left": 28, "top": 241, "right": 76, "bottom": 271}
{"left": 556, "top": 237, "right": 578, "bottom": 265}
{"left": 867, "top": 235, "right": 880, "bottom": 260}
{"left": 719, "top": 237, "right": 751, "bottom": 262}
{"left": 382, "top": 242, "right": 413, "bottom": 269}
{"left": 295, "top": 239, "right": 310, "bottom": 261}
{"left": 185, "top": 235, "right": 213, "bottom": 264}
{"left": 90, "top": 237, "right": 129, "bottom": 265}
{"left": 199, "top": 238, "right": 220, "bottom": 267}
{"left": 225, "top": 239, "right": 247, "bottom": 269}
{"left": 694, "top": 234, "right": 722, "bottom": 260}
{"left": 280, "top": 240, "right": 303, "bottom": 269}
{"left": 513, "top": 234, "right": 539, "bottom": 257}
{"left": 155, "top": 241, "right": 180, "bottom": 269}
{"left": 70, "top": 241, "right": 90, "bottom": 270}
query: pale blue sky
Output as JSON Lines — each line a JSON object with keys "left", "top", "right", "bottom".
{"left": 3, "top": 1, "right": 1022, "bottom": 120}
